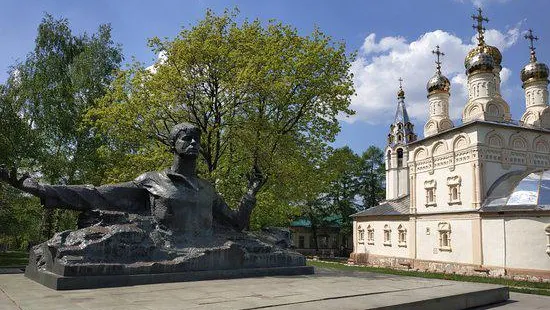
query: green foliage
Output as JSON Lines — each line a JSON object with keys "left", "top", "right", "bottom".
{"left": 321, "top": 147, "right": 362, "bottom": 234}
{"left": 0, "top": 13, "right": 123, "bottom": 245}
{"left": 0, "top": 251, "right": 29, "bottom": 266}
{"left": 0, "top": 184, "right": 42, "bottom": 250}
{"left": 14, "top": 13, "right": 123, "bottom": 185}
{"left": 297, "top": 145, "right": 385, "bottom": 245}
{"left": 358, "top": 146, "right": 385, "bottom": 209}
{"left": 87, "top": 9, "right": 355, "bottom": 228}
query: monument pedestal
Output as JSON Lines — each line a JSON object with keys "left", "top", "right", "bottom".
{"left": 25, "top": 215, "right": 312, "bottom": 290}
{"left": 25, "top": 265, "right": 314, "bottom": 290}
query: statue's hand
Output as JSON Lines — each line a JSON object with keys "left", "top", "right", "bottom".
{"left": 0, "top": 165, "right": 25, "bottom": 189}
{"left": 247, "top": 164, "right": 267, "bottom": 197}
{"left": 0, "top": 165, "right": 44, "bottom": 197}
{"left": 22, "top": 177, "right": 44, "bottom": 197}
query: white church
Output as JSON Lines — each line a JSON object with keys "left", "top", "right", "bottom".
{"left": 350, "top": 9, "right": 550, "bottom": 280}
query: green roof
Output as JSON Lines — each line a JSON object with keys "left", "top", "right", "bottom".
{"left": 290, "top": 215, "right": 343, "bottom": 228}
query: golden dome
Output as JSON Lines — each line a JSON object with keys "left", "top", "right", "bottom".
{"left": 521, "top": 59, "right": 549, "bottom": 84}
{"left": 427, "top": 71, "right": 450, "bottom": 93}
{"left": 465, "top": 44, "right": 502, "bottom": 68}
{"left": 397, "top": 88, "right": 405, "bottom": 98}
{"left": 465, "top": 52, "right": 495, "bottom": 74}
{"left": 521, "top": 30, "right": 549, "bottom": 84}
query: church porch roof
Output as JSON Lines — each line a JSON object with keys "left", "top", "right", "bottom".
{"left": 351, "top": 195, "right": 410, "bottom": 217}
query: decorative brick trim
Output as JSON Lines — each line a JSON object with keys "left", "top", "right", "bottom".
{"left": 349, "top": 253, "right": 550, "bottom": 281}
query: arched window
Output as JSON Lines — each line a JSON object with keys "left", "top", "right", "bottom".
{"left": 452, "top": 187, "right": 458, "bottom": 200}
{"left": 397, "top": 148, "right": 403, "bottom": 168}
{"left": 447, "top": 176, "right": 461, "bottom": 205}
{"left": 398, "top": 224, "right": 407, "bottom": 247}
{"left": 358, "top": 225, "right": 365, "bottom": 243}
{"left": 367, "top": 225, "right": 374, "bottom": 244}
{"left": 383, "top": 225, "right": 391, "bottom": 246}
{"left": 438, "top": 222, "right": 451, "bottom": 251}
{"left": 424, "top": 180, "right": 437, "bottom": 207}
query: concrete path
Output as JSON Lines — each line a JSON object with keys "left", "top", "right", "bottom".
{"left": 0, "top": 267, "right": 511, "bottom": 310}
{"left": 472, "top": 292, "right": 550, "bottom": 310}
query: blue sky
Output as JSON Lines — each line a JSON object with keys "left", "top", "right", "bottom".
{"left": 1, "top": 0, "right": 549, "bottom": 154}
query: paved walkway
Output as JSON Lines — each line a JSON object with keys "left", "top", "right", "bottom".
{"left": 473, "top": 292, "right": 550, "bottom": 309}
{"left": 0, "top": 268, "right": 518, "bottom": 310}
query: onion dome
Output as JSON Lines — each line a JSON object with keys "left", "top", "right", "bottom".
{"left": 465, "top": 52, "right": 495, "bottom": 74}
{"left": 427, "top": 45, "right": 450, "bottom": 93}
{"left": 521, "top": 61, "right": 549, "bottom": 83}
{"left": 427, "top": 72, "right": 450, "bottom": 93}
{"left": 397, "top": 84, "right": 405, "bottom": 98}
{"left": 465, "top": 8, "right": 501, "bottom": 73}
{"left": 520, "top": 29, "right": 549, "bottom": 83}
{"left": 465, "top": 44, "right": 502, "bottom": 67}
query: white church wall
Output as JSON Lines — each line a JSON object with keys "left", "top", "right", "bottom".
{"left": 482, "top": 217, "right": 550, "bottom": 271}
{"left": 413, "top": 162, "right": 475, "bottom": 214}
{"left": 415, "top": 218, "right": 473, "bottom": 264}
{"left": 481, "top": 218, "right": 505, "bottom": 267}
{"left": 353, "top": 219, "right": 410, "bottom": 258}
{"left": 503, "top": 217, "right": 550, "bottom": 271}
{"left": 409, "top": 127, "right": 481, "bottom": 214}
{"left": 478, "top": 124, "right": 550, "bottom": 200}
{"left": 398, "top": 168, "right": 409, "bottom": 197}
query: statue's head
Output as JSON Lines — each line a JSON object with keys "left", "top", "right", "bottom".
{"left": 170, "top": 123, "right": 201, "bottom": 158}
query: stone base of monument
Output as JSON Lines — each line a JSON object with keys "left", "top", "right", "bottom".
{"left": 1, "top": 267, "right": 512, "bottom": 309}
{"left": 25, "top": 265, "right": 314, "bottom": 290}
{"left": 24, "top": 212, "right": 313, "bottom": 290}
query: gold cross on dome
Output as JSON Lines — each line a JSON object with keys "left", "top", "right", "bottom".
{"left": 525, "top": 29, "right": 539, "bottom": 61}
{"left": 397, "top": 77, "right": 405, "bottom": 98}
{"left": 432, "top": 45, "right": 445, "bottom": 72}
{"left": 472, "top": 8, "right": 489, "bottom": 45}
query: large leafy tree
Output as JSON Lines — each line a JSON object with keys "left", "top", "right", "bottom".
{"left": 15, "top": 14, "right": 123, "bottom": 185}
{"left": 358, "top": 146, "right": 385, "bottom": 209}
{"left": 297, "top": 146, "right": 385, "bottom": 248}
{"left": 88, "top": 9, "right": 355, "bottom": 228}
{"left": 321, "top": 147, "right": 361, "bottom": 234}
{"left": 0, "top": 14, "right": 123, "bottom": 241}
{"left": 0, "top": 83, "right": 43, "bottom": 249}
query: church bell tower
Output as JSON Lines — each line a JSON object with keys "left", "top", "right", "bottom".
{"left": 386, "top": 79, "right": 417, "bottom": 200}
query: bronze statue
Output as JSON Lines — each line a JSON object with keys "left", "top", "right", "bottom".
{"left": 1, "top": 123, "right": 262, "bottom": 235}
{"left": 0, "top": 123, "right": 310, "bottom": 290}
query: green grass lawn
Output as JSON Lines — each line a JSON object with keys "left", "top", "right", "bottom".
{"left": 308, "top": 260, "right": 550, "bottom": 296}
{"left": 0, "top": 251, "right": 28, "bottom": 267}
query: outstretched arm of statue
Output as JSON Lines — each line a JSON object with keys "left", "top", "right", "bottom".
{"left": 213, "top": 165, "right": 266, "bottom": 231}
{"left": 0, "top": 165, "right": 149, "bottom": 213}
{"left": 0, "top": 165, "right": 44, "bottom": 197}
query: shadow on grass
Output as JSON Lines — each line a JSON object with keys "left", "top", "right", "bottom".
{"left": 0, "top": 251, "right": 28, "bottom": 267}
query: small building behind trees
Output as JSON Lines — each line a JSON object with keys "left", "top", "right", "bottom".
{"left": 290, "top": 215, "right": 352, "bottom": 257}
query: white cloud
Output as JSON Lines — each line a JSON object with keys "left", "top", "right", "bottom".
{"left": 470, "top": 0, "right": 511, "bottom": 8}
{"left": 361, "top": 34, "right": 408, "bottom": 54}
{"left": 476, "top": 23, "right": 521, "bottom": 49}
{"left": 454, "top": 0, "right": 511, "bottom": 8}
{"left": 346, "top": 25, "right": 520, "bottom": 126}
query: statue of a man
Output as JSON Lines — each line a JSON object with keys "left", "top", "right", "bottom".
{"left": 0, "top": 123, "right": 263, "bottom": 236}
